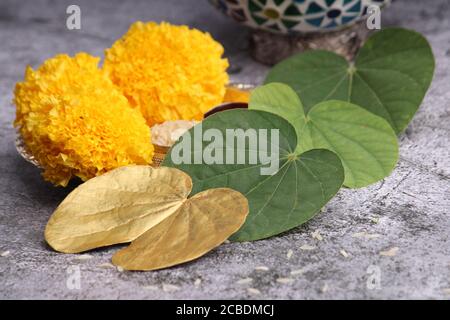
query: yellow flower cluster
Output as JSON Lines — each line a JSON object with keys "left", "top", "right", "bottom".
{"left": 14, "top": 22, "right": 230, "bottom": 186}
{"left": 104, "top": 22, "right": 229, "bottom": 126}
{"left": 14, "top": 53, "right": 153, "bottom": 186}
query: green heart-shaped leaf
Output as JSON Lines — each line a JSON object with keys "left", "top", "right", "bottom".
{"left": 265, "top": 28, "right": 435, "bottom": 133}
{"left": 162, "top": 109, "right": 344, "bottom": 241}
{"left": 250, "top": 83, "right": 398, "bottom": 188}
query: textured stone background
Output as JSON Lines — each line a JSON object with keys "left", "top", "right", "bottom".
{"left": 0, "top": 0, "right": 449, "bottom": 299}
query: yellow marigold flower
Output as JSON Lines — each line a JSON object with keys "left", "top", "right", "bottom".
{"left": 104, "top": 22, "right": 229, "bottom": 126}
{"left": 14, "top": 53, "right": 153, "bottom": 186}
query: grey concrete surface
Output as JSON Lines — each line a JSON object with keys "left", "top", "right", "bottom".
{"left": 0, "top": 0, "right": 449, "bottom": 300}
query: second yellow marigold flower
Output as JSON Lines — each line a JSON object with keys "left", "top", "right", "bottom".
{"left": 104, "top": 22, "right": 229, "bottom": 126}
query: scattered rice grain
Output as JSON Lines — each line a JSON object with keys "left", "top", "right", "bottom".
{"left": 236, "top": 278, "right": 253, "bottom": 285}
{"left": 247, "top": 288, "right": 261, "bottom": 296}
{"left": 276, "top": 277, "right": 294, "bottom": 284}
{"left": 254, "top": 266, "right": 269, "bottom": 272}
{"left": 379, "top": 247, "right": 399, "bottom": 257}
{"left": 74, "top": 254, "right": 93, "bottom": 261}
{"left": 311, "top": 230, "right": 323, "bottom": 241}
{"left": 352, "top": 232, "right": 381, "bottom": 240}
{"left": 97, "top": 262, "right": 115, "bottom": 269}
{"left": 162, "top": 284, "right": 180, "bottom": 292}
{"left": 290, "top": 268, "right": 305, "bottom": 276}
{"left": 1, "top": 250, "right": 10, "bottom": 257}
{"left": 286, "top": 249, "right": 293, "bottom": 259}
{"left": 369, "top": 217, "right": 380, "bottom": 224}
{"left": 143, "top": 285, "right": 158, "bottom": 291}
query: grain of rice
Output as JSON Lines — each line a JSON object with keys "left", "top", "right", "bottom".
{"left": 286, "top": 249, "right": 293, "bottom": 259}
{"left": 254, "top": 266, "right": 269, "bottom": 271}
{"left": 0, "top": 250, "right": 10, "bottom": 257}
{"left": 276, "top": 277, "right": 294, "bottom": 284}
{"left": 379, "top": 247, "right": 399, "bottom": 257}
{"left": 163, "top": 284, "right": 180, "bottom": 292}
{"left": 311, "top": 230, "right": 323, "bottom": 241}
{"left": 300, "top": 244, "right": 315, "bottom": 251}
{"left": 247, "top": 288, "right": 261, "bottom": 296}
{"left": 236, "top": 278, "right": 253, "bottom": 285}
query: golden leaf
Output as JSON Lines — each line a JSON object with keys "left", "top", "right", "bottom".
{"left": 112, "top": 188, "right": 248, "bottom": 271}
{"left": 45, "top": 166, "right": 192, "bottom": 253}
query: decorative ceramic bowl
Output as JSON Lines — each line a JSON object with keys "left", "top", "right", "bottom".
{"left": 209, "top": 0, "right": 390, "bottom": 34}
